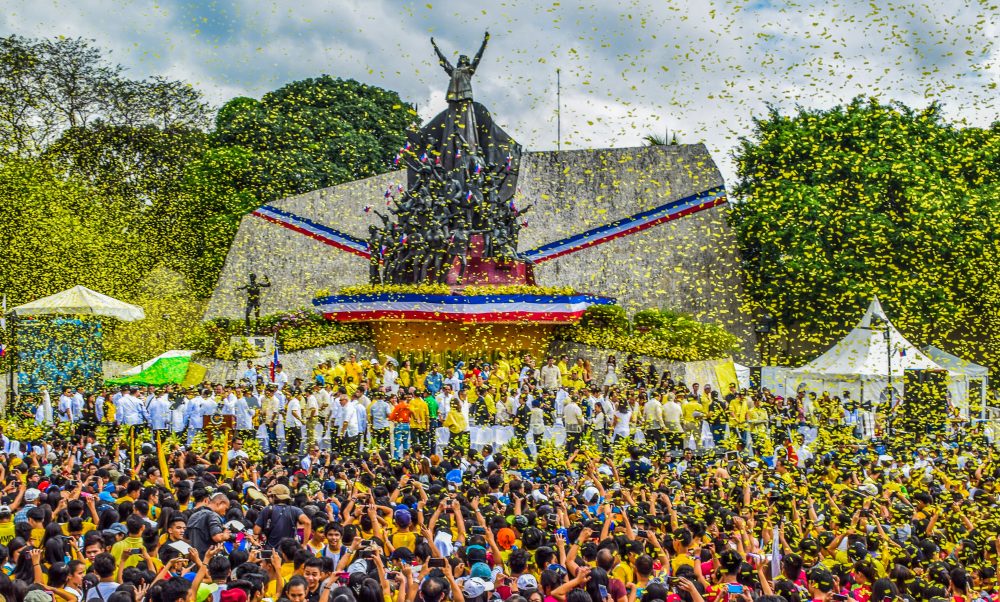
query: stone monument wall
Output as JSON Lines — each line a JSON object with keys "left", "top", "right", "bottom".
{"left": 205, "top": 144, "right": 754, "bottom": 358}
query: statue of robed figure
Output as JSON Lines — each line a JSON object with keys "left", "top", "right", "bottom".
{"left": 408, "top": 32, "right": 521, "bottom": 205}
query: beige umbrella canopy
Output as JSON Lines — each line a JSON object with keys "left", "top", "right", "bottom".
{"left": 11, "top": 285, "right": 145, "bottom": 322}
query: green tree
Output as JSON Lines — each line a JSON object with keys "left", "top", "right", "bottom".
{"left": 729, "top": 97, "right": 1000, "bottom": 366}
{"left": 212, "top": 76, "right": 420, "bottom": 202}
{"left": 0, "top": 156, "right": 153, "bottom": 305}
{"left": 0, "top": 35, "right": 209, "bottom": 155}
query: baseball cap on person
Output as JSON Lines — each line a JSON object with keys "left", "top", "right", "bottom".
{"left": 470, "top": 562, "right": 493, "bottom": 580}
{"left": 462, "top": 577, "right": 494, "bottom": 598}
{"left": 24, "top": 591, "right": 51, "bottom": 602}
{"left": 24, "top": 489, "right": 40, "bottom": 502}
{"left": 220, "top": 589, "right": 248, "bottom": 602}
{"left": 516, "top": 575, "right": 538, "bottom": 591}
{"left": 107, "top": 523, "right": 128, "bottom": 537}
{"left": 268, "top": 484, "right": 291, "bottom": 501}
{"left": 465, "top": 545, "right": 487, "bottom": 565}
{"left": 389, "top": 548, "right": 414, "bottom": 563}
{"left": 0, "top": 506, "right": 11, "bottom": 517}
{"left": 394, "top": 509, "right": 412, "bottom": 527}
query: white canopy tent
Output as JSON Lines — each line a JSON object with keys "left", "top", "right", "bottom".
{"left": 12, "top": 285, "right": 145, "bottom": 321}
{"left": 784, "top": 297, "right": 970, "bottom": 417}
{"left": 923, "top": 345, "right": 989, "bottom": 418}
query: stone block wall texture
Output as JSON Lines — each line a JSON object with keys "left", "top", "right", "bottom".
{"left": 205, "top": 144, "right": 753, "bottom": 358}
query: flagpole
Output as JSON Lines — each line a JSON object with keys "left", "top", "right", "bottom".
{"left": 5, "top": 311, "right": 15, "bottom": 417}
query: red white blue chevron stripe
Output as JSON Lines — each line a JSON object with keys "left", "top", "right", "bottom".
{"left": 252, "top": 185, "right": 725, "bottom": 263}
{"left": 252, "top": 205, "right": 371, "bottom": 259}
{"left": 522, "top": 186, "right": 727, "bottom": 263}
{"left": 312, "top": 293, "right": 615, "bottom": 324}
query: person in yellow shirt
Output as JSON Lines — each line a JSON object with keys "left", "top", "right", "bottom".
{"left": 414, "top": 363, "right": 428, "bottom": 392}
{"left": 344, "top": 353, "right": 363, "bottom": 385}
{"left": 110, "top": 515, "right": 148, "bottom": 569}
{"left": 330, "top": 358, "right": 347, "bottom": 384}
{"left": 409, "top": 395, "right": 431, "bottom": 452}
{"left": 443, "top": 404, "right": 469, "bottom": 452}
{"left": 747, "top": 396, "right": 770, "bottom": 450}
{"left": 0, "top": 507, "right": 15, "bottom": 546}
{"left": 398, "top": 360, "right": 413, "bottom": 390}
{"left": 558, "top": 355, "right": 572, "bottom": 388}
{"left": 490, "top": 358, "right": 510, "bottom": 386}
{"left": 729, "top": 392, "right": 749, "bottom": 441}
{"left": 568, "top": 360, "right": 587, "bottom": 392}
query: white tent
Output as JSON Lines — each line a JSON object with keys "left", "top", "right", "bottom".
{"left": 12, "top": 285, "right": 145, "bottom": 321}
{"left": 784, "top": 297, "right": 969, "bottom": 416}
{"left": 923, "top": 345, "right": 989, "bottom": 418}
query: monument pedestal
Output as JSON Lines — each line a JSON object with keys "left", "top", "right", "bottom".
{"left": 443, "top": 234, "right": 535, "bottom": 286}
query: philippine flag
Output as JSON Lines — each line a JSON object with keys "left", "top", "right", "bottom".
{"left": 419, "top": 152, "right": 428, "bottom": 163}
{"left": 400, "top": 233, "right": 409, "bottom": 245}
{"left": 269, "top": 340, "right": 279, "bottom": 382}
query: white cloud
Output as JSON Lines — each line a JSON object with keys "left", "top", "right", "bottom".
{"left": 2, "top": 0, "right": 997, "bottom": 184}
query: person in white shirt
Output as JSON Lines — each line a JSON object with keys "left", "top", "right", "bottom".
{"left": 118, "top": 388, "right": 149, "bottom": 427}
{"left": 611, "top": 399, "right": 632, "bottom": 442}
{"left": 227, "top": 438, "right": 250, "bottom": 463}
{"left": 273, "top": 365, "right": 289, "bottom": 389}
{"left": 304, "top": 387, "right": 320, "bottom": 448}
{"left": 72, "top": 387, "right": 85, "bottom": 420}
{"left": 261, "top": 386, "right": 284, "bottom": 453}
{"left": 35, "top": 388, "right": 54, "bottom": 425}
{"left": 338, "top": 395, "right": 361, "bottom": 457}
{"left": 383, "top": 362, "right": 400, "bottom": 394}
{"left": 563, "top": 396, "right": 584, "bottom": 452}
{"left": 662, "top": 392, "right": 684, "bottom": 450}
{"left": 171, "top": 392, "right": 191, "bottom": 434}
{"left": 643, "top": 394, "right": 664, "bottom": 450}
{"left": 234, "top": 393, "right": 255, "bottom": 437}
{"left": 147, "top": 390, "right": 171, "bottom": 434}
{"left": 539, "top": 357, "right": 561, "bottom": 391}
{"left": 285, "top": 393, "right": 304, "bottom": 454}
{"left": 58, "top": 388, "right": 75, "bottom": 422}
{"left": 242, "top": 361, "right": 258, "bottom": 385}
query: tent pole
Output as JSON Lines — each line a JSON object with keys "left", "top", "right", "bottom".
{"left": 5, "top": 314, "right": 15, "bottom": 417}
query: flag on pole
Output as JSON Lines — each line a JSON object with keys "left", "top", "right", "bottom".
{"left": 270, "top": 336, "right": 279, "bottom": 382}
{"left": 156, "top": 432, "right": 173, "bottom": 492}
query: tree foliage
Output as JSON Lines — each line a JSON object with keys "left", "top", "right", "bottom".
{"left": 213, "top": 76, "right": 420, "bottom": 202}
{"left": 0, "top": 37, "right": 421, "bottom": 305}
{"left": 729, "top": 97, "right": 1000, "bottom": 366}
{"left": 0, "top": 35, "right": 209, "bottom": 154}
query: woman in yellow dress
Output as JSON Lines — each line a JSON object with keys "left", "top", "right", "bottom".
{"left": 398, "top": 359, "right": 412, "bottom": 390}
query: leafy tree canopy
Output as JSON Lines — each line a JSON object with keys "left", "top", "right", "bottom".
{"left": 729, "top": 97, "right": 1000, "bottom": 367}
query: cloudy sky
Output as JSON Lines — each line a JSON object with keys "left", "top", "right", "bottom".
{"left": 3, "top": 0, "right": 997, "bottom": 183}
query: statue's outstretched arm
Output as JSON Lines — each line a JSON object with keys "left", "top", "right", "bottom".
{"left": 471, "top": 31, "right": 490, "bottom": 72}
{"left": 431, "top": 38, "right": 454, "bottom": 75}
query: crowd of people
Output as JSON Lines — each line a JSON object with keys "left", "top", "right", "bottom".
{"left": 1, "top": 350, "right": 997, "bottom": 602}
{"left": 23, "top": 352, "right": 925, "bottom": 461}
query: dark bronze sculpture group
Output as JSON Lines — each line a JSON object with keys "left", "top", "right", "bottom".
{"left": 368, "top": 32, "right": 531, "bottom": 285}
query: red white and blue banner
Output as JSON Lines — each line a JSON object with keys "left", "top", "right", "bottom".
{"left": 522, "top": 186, "right": 727, "bottom": 263}
{"left": 252, "top": 185, "right": 726, "bottom": 263}
{"left": 312, "top": 293, "right": 615, "bottom": 324}
{"left": 252, "top": 205, "right": 371, "bottom": 259}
